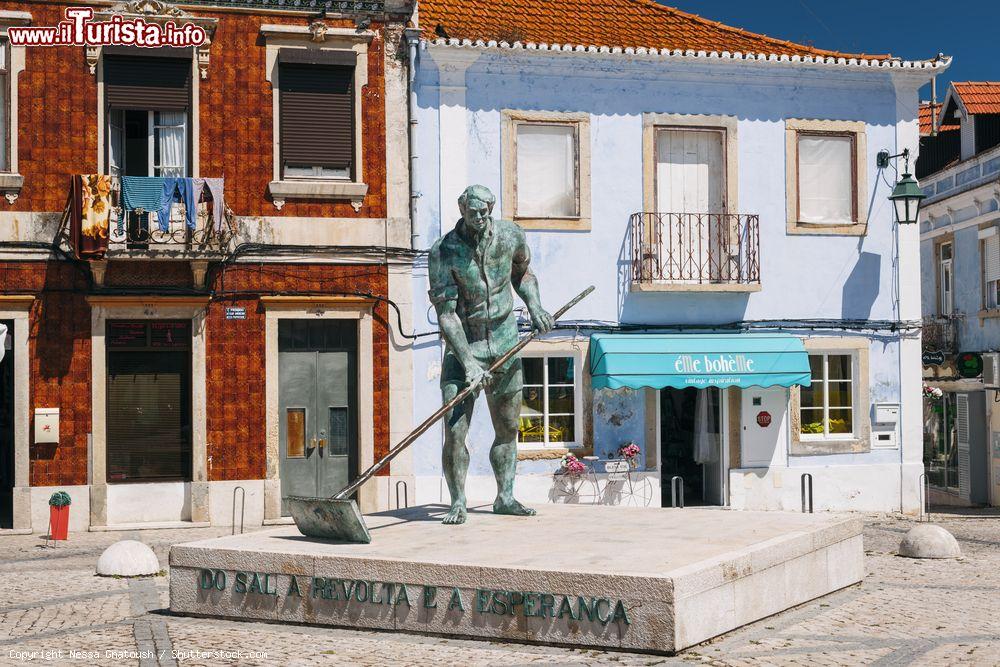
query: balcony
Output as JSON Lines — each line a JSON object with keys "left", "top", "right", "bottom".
{"left": 629, "top": 212, "right": 760, "bottom": 291}
{"left": 922, "top": 316, "right": 960, "bottom": 355}
{"left": 68, "top": 175, "right": 234, "bottom": 262}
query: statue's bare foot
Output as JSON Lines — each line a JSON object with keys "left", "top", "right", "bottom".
{"left": 442, "top": 502, "right": 467, "bottom": 525}
{"left": 493, "top": 497, "right": 537, "bottom": 516}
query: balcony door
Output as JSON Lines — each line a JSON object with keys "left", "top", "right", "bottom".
{"left": 655, "top": 128, "right": 726, "bottom": 282}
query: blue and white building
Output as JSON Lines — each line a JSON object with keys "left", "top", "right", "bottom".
{"left": 918, "top": 82, "right": 1000, "bottom": 507}
{"left": 403, "top": 1, "right": 948, "bottom": 513}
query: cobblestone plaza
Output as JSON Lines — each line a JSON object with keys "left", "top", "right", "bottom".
{"left": 1, "top": 512, "right": 997, "bottom": 666}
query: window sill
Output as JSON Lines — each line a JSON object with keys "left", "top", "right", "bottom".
{"left": 516, "top": 447, "right": 571, "bottom": 460}
{"left": 790, "top": 436, "right": 868, "bottom": 455}
{"left": 786, "top": 220, "right": 867, "bottom": 236}
{"left": 268, "top": 180, "right": 368, "bottom": 211}
{"left": 978, "top": 308, "right": 1000, "bottom": 320}
{"left": 630, "top": 281, "right": 761, "bottom": 293}
{"left": 514, "top": 217, "right": 591, "bottom": 232}
{"left": 0, "top": 173, "right": 24, "bottom": 204}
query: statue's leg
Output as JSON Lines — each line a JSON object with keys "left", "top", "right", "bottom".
{"left": 441, "top": 380, "right": 475, "bottom": 525}
{"left": 487, "top": 388, "right": 536, "bottom": 517}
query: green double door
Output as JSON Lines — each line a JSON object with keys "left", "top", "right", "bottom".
{"left": 278, "top": 320, "right": 357, "bottom": 515}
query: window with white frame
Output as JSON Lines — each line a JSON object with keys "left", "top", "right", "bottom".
{"left": 981, "top": 228, "right": 1000, "bottom": 309}
{"left": 514, "top": 122, "right": 579, "bottom": 218}
{"left": 939, "top": 241, "right": 954, "bottom": 315}
{"left": 799, "top": 353, "right": 855, "bottom": 438}
{"left": 518, "top": 355, "right": 579, "bottom": 447}
{"left": 796, "top": 132, "right": 856, "bottom": 224}
{"left": 0, "top": 39, "right": 9, "bottom": 172}
{"left": 108, "top": 109, "right": 188, "bottom": 178}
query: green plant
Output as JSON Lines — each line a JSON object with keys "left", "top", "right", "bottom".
{"left": 48, "top": 491, "right": 71, "bottom": 507}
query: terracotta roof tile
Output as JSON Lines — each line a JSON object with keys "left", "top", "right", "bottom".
{"left": 419, "top": 0, "right": 891, "bottom": 59}
{"left": 952, "top": 82, "right": 1000, "bottom": 115}
{"left": 919, "top": 102, "right": 959, "bottom": 135}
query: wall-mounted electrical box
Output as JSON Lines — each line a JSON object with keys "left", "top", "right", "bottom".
{"left": 874, "top": 403, "right": 900, "bottom": 425}
{"left": 34, "top": 408, "right": 59, "bottom": 444}
{"left": 871, "top": 431, "right": 897, "bottom": 450}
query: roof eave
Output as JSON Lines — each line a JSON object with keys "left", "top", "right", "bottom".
{"left": 422, "top": 38, "right": 952, "bottom": 74}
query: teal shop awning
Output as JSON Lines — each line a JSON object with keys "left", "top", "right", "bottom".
{"left": 589, "top": 333, "right": 811, "bottom": 390}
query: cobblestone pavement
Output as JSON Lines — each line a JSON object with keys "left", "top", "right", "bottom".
{"left": 0, "top": 511, "right": 997, "bottom": 666}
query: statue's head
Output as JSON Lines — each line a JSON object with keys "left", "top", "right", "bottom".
{"left": 457, "top": 185, "right": 496, "bottom": 234}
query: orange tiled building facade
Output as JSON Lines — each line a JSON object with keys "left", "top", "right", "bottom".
{"left": 0, "top": 0, "right": 415, "bottom": 532}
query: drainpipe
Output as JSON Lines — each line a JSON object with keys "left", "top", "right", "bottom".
{"left": 405, "top": 27, "right": 422, "bottom": 250}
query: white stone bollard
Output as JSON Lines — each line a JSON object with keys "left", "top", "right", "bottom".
{"left": 898, "top": 524, "right": 962, "bottom": 559}
{"left": 96, "top": 540, "right": 161, "bottom": 577}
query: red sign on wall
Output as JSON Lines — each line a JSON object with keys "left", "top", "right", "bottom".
{"left": 756, "top": 411, "right": 772, "bottom": 428}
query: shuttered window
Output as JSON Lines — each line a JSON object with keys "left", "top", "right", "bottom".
{"left": 106, "top": 321, "right": 191, "bottom": 483}
{"left": 279, "top": 62, "right": 354, "bottom": 179}
{"left": 982, "top": 228, "right": 1000, "bottom": 308}
{"left": 104, "top": 56, "right": 191, "bottom": 110}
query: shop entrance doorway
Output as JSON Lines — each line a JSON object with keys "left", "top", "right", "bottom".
{"left": 659, "top": 387, "right": 726, "bottom": 506}
{"left": 0, "top": 322, "right": 13, "bottom": 528}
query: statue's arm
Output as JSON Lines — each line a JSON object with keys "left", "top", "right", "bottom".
{"left": 428, "top": 243, "right": 483, "bottom": 378}
{"left": 511, "top": 229, "right": 554, "bottom": 333}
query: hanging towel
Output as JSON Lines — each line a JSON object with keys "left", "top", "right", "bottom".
{"left": 202, "top": 178, "right": 226, "bottom": 232}
{"left": 71, "top": 174, "right": 113, "bottom": 258}
{"left": 120, "top": 176, "right": 166, "bottom": 230}
{"left": 158, "top": 177, "right": 198, "bottom": 232}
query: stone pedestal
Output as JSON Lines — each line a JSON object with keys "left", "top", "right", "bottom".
{"left": 169, "top": 504, "right": 863, "bottom": 654}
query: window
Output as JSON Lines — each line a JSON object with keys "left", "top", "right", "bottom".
{"left": 104, "top": 55, "right": 192, "bottom": 177}
{"left": 939, "top": 241, "right": 954, "bottom": 315}
{"left": 797, "top": 133, "right": 855, "bottom": 224}
{"left": 278, "top": 61, "right": 354, "bottom": 181}
{"left": 785, "top": 119, "right": 867, "bottom": 235}
{"left": 502, "top": 111, "right": 591, "bottom": 230}
{"left": 515, "top": 123, "right": 578, "bottom": 218}
{"left": 981, "top": 229, "right": 1000, "bottom": 310}
{"left": 518, "top": 355, "right": 579, "bottom": 448}
{"left": 0, "top": 39, "right": 8, "bottom": 172}
{"left": 799, "top": 353, "right": 854, "bottom": 439}
{"left": 108, "top": 109, "right": 188, "bottom": 177}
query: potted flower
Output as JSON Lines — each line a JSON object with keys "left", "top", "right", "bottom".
{"left": 48, "top": 491, "right": 71, "bottom": 540}
{"left": 617, "top": 442, "right": 641, "bottom": 468}
{"left": 558, "top": 452, "right": 587, "bottom": 476}
{"left": 922, "top": 384, "right": 943, "bottom": 401}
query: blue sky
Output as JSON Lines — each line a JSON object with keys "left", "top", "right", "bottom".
{"left": 662, "top": 0, "right": 996, "bottom": 99}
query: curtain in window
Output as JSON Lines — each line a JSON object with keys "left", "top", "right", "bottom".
{"left": 516, "top": 124, "right": 577, "bottom": 218}
{"left": 155, "top": 111, "right": 185, "bottom": 177}
{"left": 798, "top": 135, "right": 853, "bottom": 224}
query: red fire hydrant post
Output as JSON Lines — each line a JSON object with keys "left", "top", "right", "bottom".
{"left": 48, "top": 491, "right": 71, "bottom": 540}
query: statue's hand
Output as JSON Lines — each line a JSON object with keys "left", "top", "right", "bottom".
{"left": 530, "top": 308, "right": 555, "bottom": 334}
{"left": 466, "top": 363, "right": 494, "bottom": 388}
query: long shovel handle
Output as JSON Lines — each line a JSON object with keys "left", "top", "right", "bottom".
{"left": 334, "top": 285, "right": 595, "bottom": 500}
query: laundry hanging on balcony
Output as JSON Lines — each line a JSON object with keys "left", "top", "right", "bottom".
{"left": 119, "top": 176, "right": 165, "bottom": 230}
{"left": 159, "top": 178, "right": 198, "bottom": 232}
{"left": 70, "top": 175, "right": 113, "bottom": 259}
{"left": 193, "top": 178, "right": 226, "bottom": 233}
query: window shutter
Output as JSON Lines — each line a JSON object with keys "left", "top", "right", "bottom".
{"left": 956, "top": 394, "right": 970, "bottom": 500}
{"left": 104, "top": 56, "right": 191, "bottom": 110}
{"left": 107, "top": 350, "right": 191, "bottom": 482}
{"left": 985, "top": 233, "right": 1000, "bottom": 283}
{"left": 279, "top": 62, "right": 354, "bottom": 173}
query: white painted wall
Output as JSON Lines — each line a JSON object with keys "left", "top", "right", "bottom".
{"left": 107, "top": 482, "right": 191, "bottom": 525}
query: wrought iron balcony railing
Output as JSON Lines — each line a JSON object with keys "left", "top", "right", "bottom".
{"left": 69, "top": 174, "right": 234, "bottom": 259}
{"left": 921, "top": 316, "right": 960, "bottom": 354}
{"left": 630, "top": 212, "right": 760, "bottom": 287}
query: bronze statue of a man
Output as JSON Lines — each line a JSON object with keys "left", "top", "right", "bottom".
{"left": 428, "top": 185, "right": 554, "bottom": 525}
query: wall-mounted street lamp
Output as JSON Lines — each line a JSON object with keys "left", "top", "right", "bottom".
{"left": 877, "top": 148, "right": 926, "bottom": 224}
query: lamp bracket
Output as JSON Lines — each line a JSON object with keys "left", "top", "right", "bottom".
{"left": 877, "top": 148, "right": 911, "bottom": 170}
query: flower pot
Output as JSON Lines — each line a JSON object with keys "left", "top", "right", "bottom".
{"left": 49, "top": 505, "right": 69, "bottom": 540}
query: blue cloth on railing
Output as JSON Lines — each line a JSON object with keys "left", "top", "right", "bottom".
{"left": 158, "top": 178, "right": 198, "bottom": 232}
{"left": 119, "top": 176, "right": 166, "bottom": 230}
